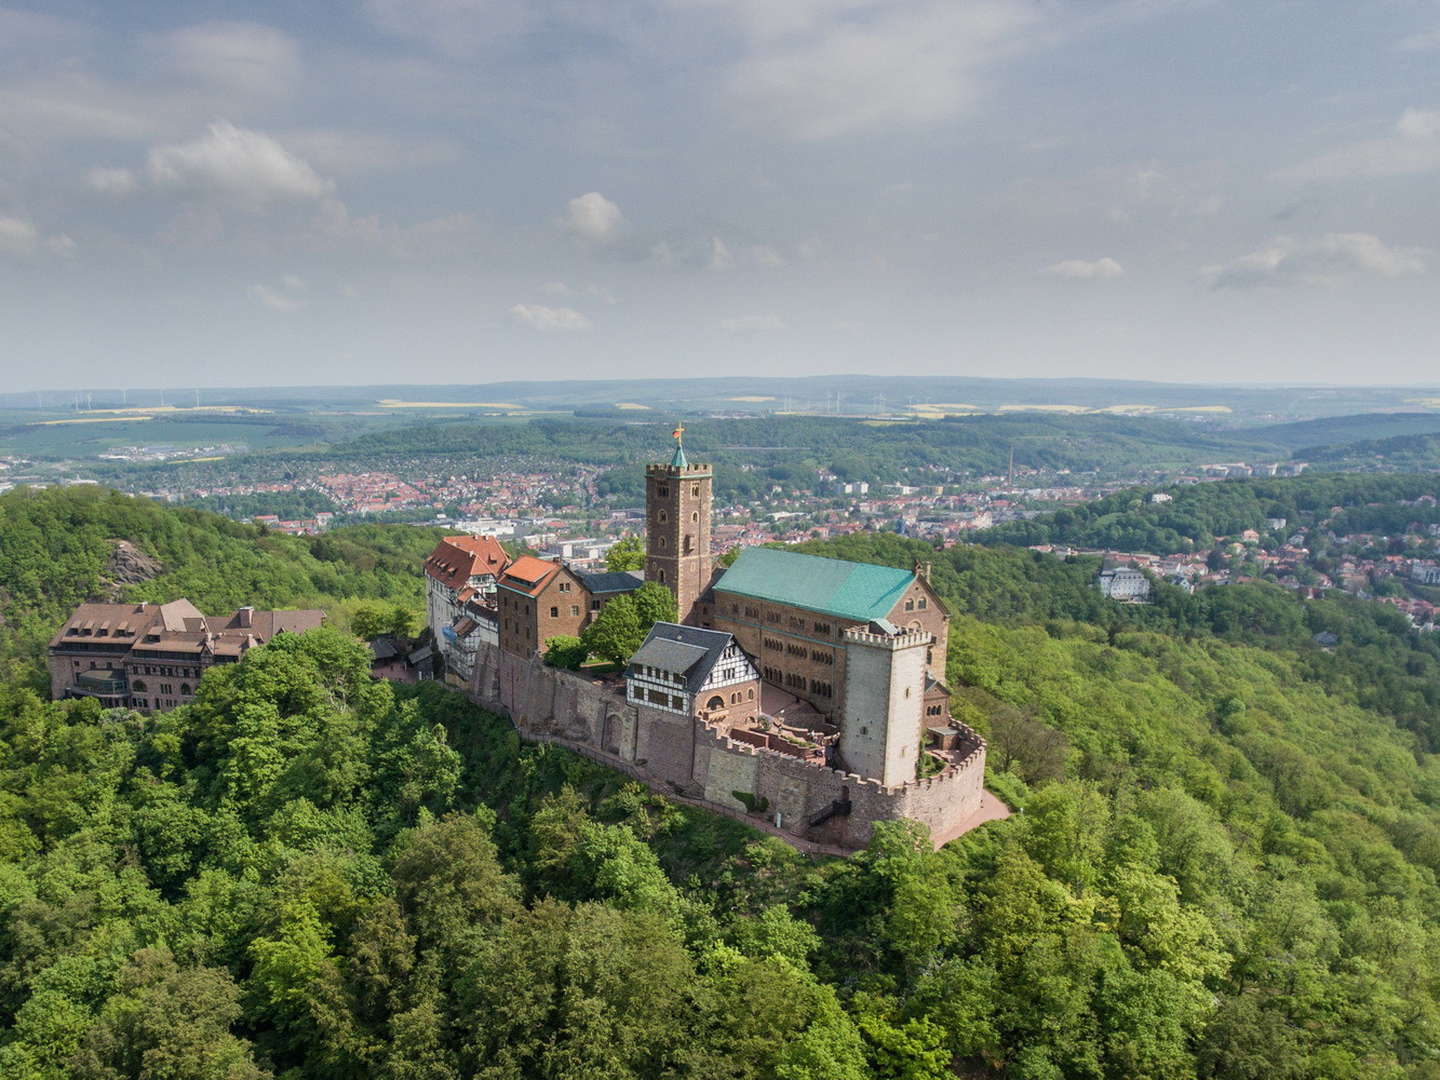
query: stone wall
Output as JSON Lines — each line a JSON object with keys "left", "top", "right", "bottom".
{"left": 467, "top": 639, "right": 986, "bottom": 851}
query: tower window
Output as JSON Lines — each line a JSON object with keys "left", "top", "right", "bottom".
{"left": 658, "top": 510, "right": 668, "bottom": 523}
{"left": 683, "top": 535, "right": 693, "bottom": 554}
{"left": 657, "top": 486, "right": 669, "bottom": 497}
{"left": 658, "top": 570, "right": 666, "bottom": 584}
{"left": 658, "top": 536, "right": 667, "bottom": 549}
{"left": 692, "top": 485, "right": 700, "bottom": 496}
{"left": 691, "top": 511, "right": 698, "bottom": 522}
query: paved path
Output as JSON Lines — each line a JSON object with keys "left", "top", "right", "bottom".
{"left": 931, "top": 790, "right": 1012, "bottom": 849}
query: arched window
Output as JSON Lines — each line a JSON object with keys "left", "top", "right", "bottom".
{"left": 706, "top": 695, "right": 725, "bottom": 711}
{"left": 730, "top": 692, "right": 739, "bottom": 704}
{"left": 747, "top": 688, "right": 754, "bottom": 700}
{"left": 179, "top": 683, "right": 191, "bottom": 695}
{"left": 131, "top": 679, "right": 146, "bottom": 691}
{"left": 658, "top": 569, "right": 666, "bottom": 584}
{"left": 683, "top": 535, "right": 693, "bottom": 554}
{"left": 691, "top": 511, "right": 698, "bottom": 522}
{"left": 658, "top": 510, "right": 668, "bottom": 523}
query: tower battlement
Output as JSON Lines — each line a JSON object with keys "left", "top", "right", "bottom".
{"left": 842, "top": 626, "right": 932, "bottom": 650}
{"left": 645, "top": 463, "right": 713, "bottom": 477}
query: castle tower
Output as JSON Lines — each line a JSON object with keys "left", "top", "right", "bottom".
{"left": 838, "top": 624, "right": 931, "bottom": 788}
{"left": 645, "top": 424, "right": 712, "bottom": 625}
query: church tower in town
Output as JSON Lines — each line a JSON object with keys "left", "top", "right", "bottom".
{"left": 645, "top": 424, "right": 712, "bottom": 625}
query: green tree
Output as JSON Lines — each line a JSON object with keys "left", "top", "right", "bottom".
{"left": 606, "top": 537, "right": 644, "bottom": 572}
{"left": 580, "top": 596, "right": 644, "bottom": 667}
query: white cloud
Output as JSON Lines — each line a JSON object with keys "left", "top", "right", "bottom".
{"left": 0, "top": 216, "right": 38, "bottom": 255}
{"left": 705, "top": 0, "right": 1043, "bottom": 139}
{"left": 1398, "top": 28, "right": 1440, "bottom": 52}
{"left": 563, "top": 192, "right": 624, "bottom": 244}
{"left": 509, "top": 303, "right": 593, "bottom": 331}
{"left": 0, "top": 216, "right": 72, "bottom": 257}
{"left": 1041, "top": 256, "right": 1125, "bottom": 279}
{"left": 152, "top": 22, "right": 300, "bottom": 98}
{"left": 280, "top": 130, "right": 461, "bottom": 175}
{"left": 248, "top": 276, "right": 308, "bottom": 312}
{"left": 146, "top": 122, "right": 334, "bottom": 206}
{"left": 85, "top": 167, "right": 139, "bottom": 196}
{"left": 312, "top": 199, "right": 483, "bottom": 257}
{"left": 708, "top": 236, "right": 785, "bottom": 271}
{"left": 718, "top": 313, "right": 787, "bottom": 332}
{"left": 1278, "top": 107, "right": 1440, "bottom": 181}
{"left": 1204, "top": 234, "right": 1426, "bottom": 289}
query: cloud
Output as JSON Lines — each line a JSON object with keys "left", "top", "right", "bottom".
{"left": 1041, "top": 256, "right": 1125, "bottom": 279}
{"left": 146, "top": 122, "right": 334, "bottom": 206}
{"left": 540, "top": 281, "right": 618, "bottom": 303}
{"left": 85, "top": 167, "right": 139, "bottom": 196}
{"left": 563, "top": 192, "right": 624, "bottom": 244}
{"left": 280, "top": 131, "right": 461, "bottom": 175}
{"left": 509, "top": 303, "right": 593, "bottom": 331}
{"left": 311, "top": 199, "right": 483, "bottom": 257}
{"left": 0, "top": 216, "right": 72, "bottom": 257}
{"left": 698, "top": 0, "right": 1043, "bottom": 140}
{"left": 363, "top": 0, "right": 535, "bottom": 56}
{"left": 248, "top": 276, "right": 308, "bottom": 311}
{"left": 1204, "top": 233, "right": 1426, "bottom": 289}
{"left": 718, "top": 313, "right": 787, "bottom": 332}
{"left": 1277, "top": 107, "right": 1440, "bottom": 181}
{"left": 151, "top": 22, "right": 300, "bottom": 98}
{"left": 0, "top": 216, "right": 38, "bottom": 255}
{"left": 708, "top": 236, "right": 785, "bottom": 271}
{"left": 1398, "top": 28, "right": 1440, "bottom": 52}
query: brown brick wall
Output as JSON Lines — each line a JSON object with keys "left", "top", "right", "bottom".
{"left": 644, "top": 464, "right": 712, "bottom": 624}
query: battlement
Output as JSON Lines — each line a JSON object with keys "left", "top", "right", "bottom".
{"left": 842, "top": 625, "right": 932, "bottom": 649}
{"left": 646, "top": 463, "right": 712, "bottom": 477}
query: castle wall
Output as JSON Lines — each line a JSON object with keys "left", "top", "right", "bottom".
{"left": 467, "top": 639, "right": 987, "bottom": 851}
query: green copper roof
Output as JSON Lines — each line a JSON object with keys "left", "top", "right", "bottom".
{"left": 714, "top": 547, "right": 914, "bottom": 623}
{"left": 671, "top": 443, "right": 688, "bottom": 468}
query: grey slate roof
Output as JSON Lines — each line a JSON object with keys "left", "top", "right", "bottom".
{"left": 575, "top": 569, "right": 646, "bottom": 595}
{"left": 627, "top": 622, "right": 745, "bottom": 695}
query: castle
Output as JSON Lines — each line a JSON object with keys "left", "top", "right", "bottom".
{"left": 428, "top": 429, "right": 991, "bottom": 850}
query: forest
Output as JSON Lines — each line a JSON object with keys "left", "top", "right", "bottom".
{"left": 5, "top": 490, "right": 1440, "bottom": 1076}
{"left": 975, "top": 473, "right": 1440, "bottom": 554}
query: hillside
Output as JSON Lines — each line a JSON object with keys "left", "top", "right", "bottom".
{"left": 1246, "top": 411, "right": 1440, "bottom": 452}
{"left": 0, "top": 485, "right": 440, "bottom": 687}
{"left": 973, "top": 473, "right": 1440, "bottom": 554}
{"left": 4, "top": 496, "right": 1440, "bottom": 1075}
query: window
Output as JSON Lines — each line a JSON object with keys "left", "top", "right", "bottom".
{"left": 927, "top": 704, "right": 943, "bottom": 716}
{"left": 591, "top": 599, "right": 602, "bottom": 611}
{"left": 918, "top": 597, "right": 927, "bottom": 610}
{"left": 813, "top": 621, "right": 831, "bottom": 634}
{"left": 559, "top": 581, "right": 571, "bottom": 593}
{"left": 658, "top": 536, "right": 667, "bottom": 549}
{"left": 549, "top": 606, "right": 559, "bottom": 618}
{"left": 570, "top": 605, "right": 580, "bottom": 616}
{"left": 692, "top": 484, "right": 700, "bottom": 496}
{"left": 658, "top": 510, "right": 668, "bottom": 523}
{"left": 683, "top": 535, "right": 693, "bottom": 554}
{"left": 658, "top": 569, "right": 667, "bottom": 584}
{"left": 904, "top": 599, "right": 915, "bottom": 611}
{"left": 132, "top": 680, "right": 146, "bottom": 691}
{"left": 179, "top": 683, "right": 191, "bottom": 695}
{"left": 657, "top": 485, "right": 669, "bottom": 497}
{"left": 747, "top": 688, "right": 755, "bottom": 700}
{"left": 707, "top": 695, "right": 725, "bottom": 710}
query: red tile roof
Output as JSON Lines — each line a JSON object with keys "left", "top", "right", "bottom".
{"left": 424, "top": 535, "right": 510, "bottom": 591}
{"left": 498, "top": 556, "right": 563, "bottom": 597}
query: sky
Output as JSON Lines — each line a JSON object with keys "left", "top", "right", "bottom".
{"left": 2, "top": 0, "right": 1439, "bottom": 391}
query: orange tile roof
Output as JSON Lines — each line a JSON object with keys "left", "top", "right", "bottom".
{"left": 498, "top": 556, "right": 562, "bottom": 597}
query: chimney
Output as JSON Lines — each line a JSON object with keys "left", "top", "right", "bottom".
{"left": 237, "top": 606, "right": 253, "bottom": 628}
{"left": 913, "top": 560, "right": 932, "bottom": 583}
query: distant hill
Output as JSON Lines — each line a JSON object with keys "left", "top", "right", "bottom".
{"left": 1244, "top": 411, "right": 1440, "bottom": 452}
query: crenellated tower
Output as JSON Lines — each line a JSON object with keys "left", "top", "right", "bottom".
{"left": 645, "top": 424, "right": 712, "bottom": 625}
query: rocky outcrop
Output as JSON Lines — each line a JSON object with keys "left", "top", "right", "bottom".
{"left": 103, "top": 540, "right": 163, "bottom": 588}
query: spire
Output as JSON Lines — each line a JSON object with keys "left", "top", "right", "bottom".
{"left": 669, "top": 422, "right": 688, "bottom": 468}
